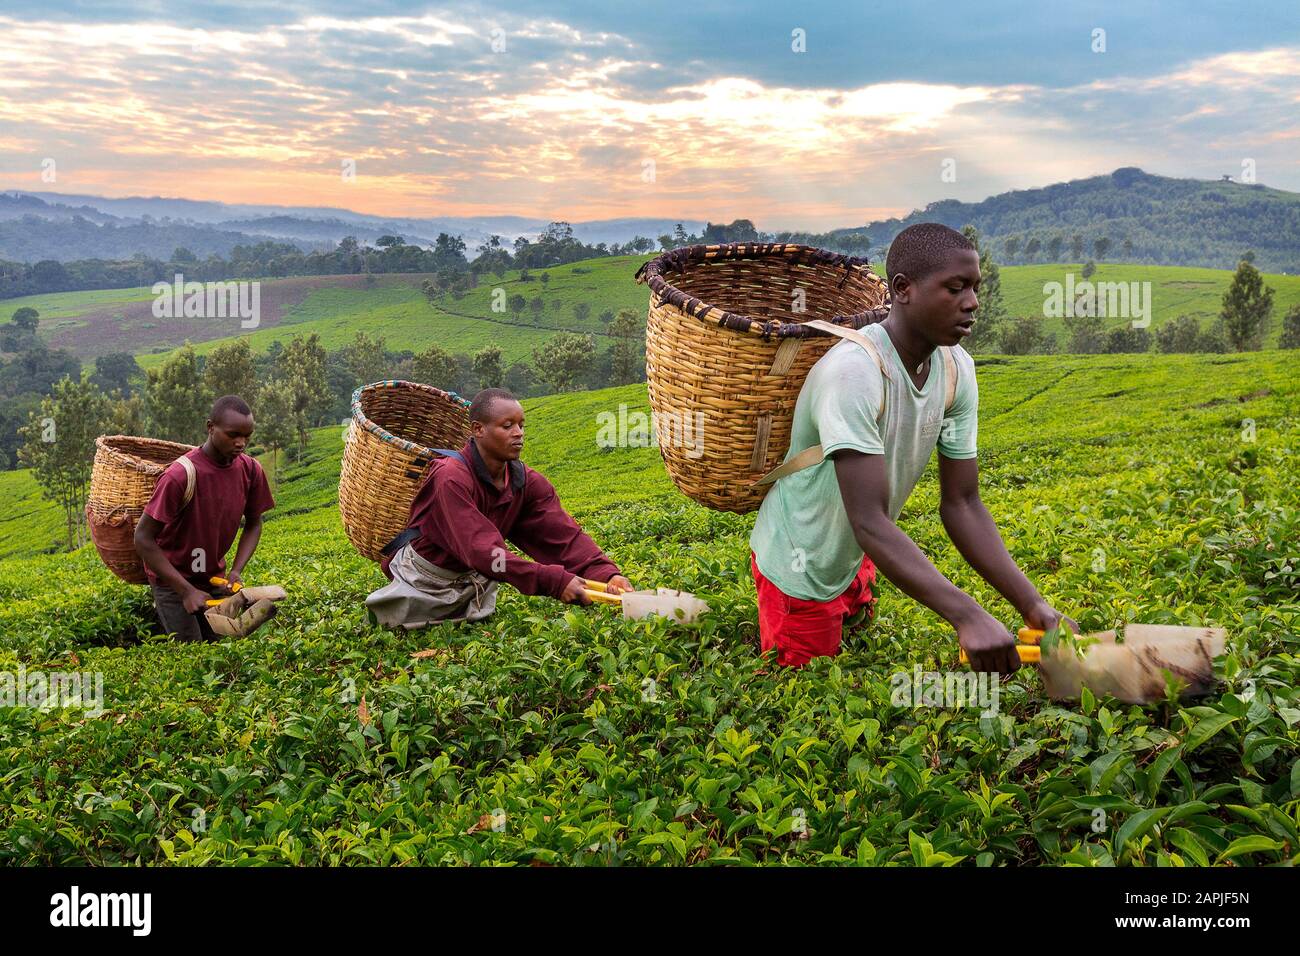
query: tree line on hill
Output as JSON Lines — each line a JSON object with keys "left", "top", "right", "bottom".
{"left": 7, "top": 309, "right": 647, "bottom": 548}
{"left": 955, "top": 229, "right": 1297, "bottom": 356}
{"left": 2, "top": 305, "right": 647, "bottom": 464}
{"left": 830, "top": 169, "right": 1300, "bottom": 273}
{"left": 0, "top": 219, "right": 780, "bottom": 302}
{"left": 5, "top": 225, "right": 1297, "bottom": 548}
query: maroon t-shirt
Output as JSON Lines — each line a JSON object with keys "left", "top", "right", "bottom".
{"left": 399, "top": 440, "right": 620, "bottom": 598}
{"left": 141, "top": 446, "right": 275, "bottom": 586}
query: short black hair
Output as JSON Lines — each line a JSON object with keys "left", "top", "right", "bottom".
{"left": 210, "top": 394, "right": 251, "bottom": 421}
{"left": 885, "top": 223, "right": 975, "bottom": 286}
{"left": 470, "top": 387, "right": 519, "bottom": 423}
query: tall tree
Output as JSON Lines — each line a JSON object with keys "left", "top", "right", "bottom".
{"left": 1219, "top": 258, "right": 1274, "bottom": 351}
{"left": 106, "top": 392, "right": 146, "bottom": 436}
{"left": 254, "top": 376, "right": 297, "bottom": 484}
{"left": 532, "top": 333, "right": 595, "bottom": 393}
{"left": 1278, "top": 304, "right": 1300, "bottom": 350}
{"left": 411, "top": 344, "right": 460, "bottom": 391}
{"left": 203, "top": 338, "right": 258, "bottom": 406}
{"left": 11, "top": 306, "right": 38, "bottom": 330}
{"left": 1070, "top": 233, "right": 1084, "bottom": 262}
{"left": 1002, "top": 235, "right": 1020, "bottom": 261}
{"left": 1093, "top": 237, "right": 1111, "bottom": 261}
{"left": 344, "top": 331, "right": 387, "bottom": 388}
{"left": 1023, "top": 236, "right": 1041, "bottom": 262}
{"left": 608, "top": 310, "right": 642, "bottom": 384}
{"left": 1155, "top": 315, "right": 1203, "bottom": 353}
{"left": 1064, "top": 312, "right": 1105, "bottom": 354}
{"left": 997, "top": 316, "right": 1051, "bottom": 356}
{"left": 472, "top": 346, "right": 504, "bottom": 390}
{"left": 1046, "top": 235, "right": 1063, "bottom": 263}
{"left": 90, "top": 352, "right": 142, "bottom": 397}
{"left": 276, "top": 333, "right": 331, "bottom": 457}
{"left": 144, "top": 343, "right": 209, "bottom": 444}
{"left": 18, "top": 376, "right": 110, "bottom": 549}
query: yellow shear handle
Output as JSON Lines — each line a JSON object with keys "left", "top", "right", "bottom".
{"left": 580, "top": 578, "right": 625, "bottom": 604}
{"left": 959, "top": 644, "right": 1041, "bottom": 665}
{"left": 206, "top": 576, "right": 245, "bottom": 606}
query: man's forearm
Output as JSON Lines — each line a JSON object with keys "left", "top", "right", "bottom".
{"left": 855, "top": 518, "right": 982, "bottom": 626}
{"left": 137, "top": 537, "right": 195, "bottom": 597}
{"left": 940, "top": 497, "right": 1041, "bottom": 615}
{"left": 230, "top": 519, "right": 262, "bottom": 577}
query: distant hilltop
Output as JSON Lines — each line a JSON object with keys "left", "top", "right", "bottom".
{"left": 3, "top": 167, "right": 1299, "bottom": 271}
{"left": 832, "top": 168, "right": 1300, "bottom": 273}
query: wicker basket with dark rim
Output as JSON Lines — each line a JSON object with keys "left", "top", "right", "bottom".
{"left": 634, "top": 243, "right": 890, "bottom": 513}
{"left": 86, "top": 435, "right": 195, "bottom": 584}
{"left": 338, "top": 380, "right": 473, "bottom": 561}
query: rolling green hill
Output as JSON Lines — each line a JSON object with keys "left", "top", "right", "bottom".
{"left": 1000, "top": 262, "right": 1300, "bottom": 343}
{"left": 834, "top": 167, "right": 1300, "bottom": 272}
{"left": 0, "top": 350, "right": 1296, "bottom": 865}
{"left": 6, "top": 256, "right": 1298, "bottom": 375}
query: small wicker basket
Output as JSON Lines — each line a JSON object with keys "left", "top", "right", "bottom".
{"left": 86, "top": 435, "right": 195, "bottom": 583}
{"left": 634, "top": 243, "right": 889, "bottom": 513}
{"left": 338, "top": 380, "right": 473, "bottom": 561}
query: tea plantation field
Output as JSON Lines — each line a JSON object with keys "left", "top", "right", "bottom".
{"left": 0, "top": 350, "right": 1297, "bottom": 865}
{"left": 9, "top": 257, "right": 1300, "bottom": 371}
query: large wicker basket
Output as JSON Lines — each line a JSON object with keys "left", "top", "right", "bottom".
{"left": 634, "top": 243, "right": 890, "bottom": 513}
{"left": 339, "top": 380, "right": 473, "bottom": 561}
{"left": 86, "top": 435, "right": 195, "bottom": 583}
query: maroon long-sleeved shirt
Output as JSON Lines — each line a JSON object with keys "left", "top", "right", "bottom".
{"left": 399, "top": 440, "right": 621, "bottom": 598}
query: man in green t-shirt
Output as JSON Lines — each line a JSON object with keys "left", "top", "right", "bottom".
{"left": 750, "top": 223, "right": 1076, "bottom": 671}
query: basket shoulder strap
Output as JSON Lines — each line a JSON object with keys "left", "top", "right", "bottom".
{"left": 751, "top": 321, "right": 891, "bottom": 489}
{"left": 751, "top": 443, "right": 826, "bottom": 488}
{"left": 177, "top": 454, "right": 197, "bottom": 509}
{"left": 941, "top": 347, "right": 959, "bottom": 412}
{"left": 802, "top": 319, "right": 892, "bottom": 393}
{"left": 381, "top": 449, "right": 468, "bottom": 558}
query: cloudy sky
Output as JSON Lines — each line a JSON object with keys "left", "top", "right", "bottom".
{"left": 1, "top": 1, "right": 1297, "bottom": 229}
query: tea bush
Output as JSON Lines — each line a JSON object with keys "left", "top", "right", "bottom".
{"left": 0, "top": 351, "right": 1296, "bottom": 865}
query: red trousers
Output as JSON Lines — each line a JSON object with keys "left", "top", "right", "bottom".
{"left": 751, "top": 552, "right": 877, "bottom": 667}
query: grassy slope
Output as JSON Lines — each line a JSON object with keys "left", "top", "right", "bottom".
{"left": 998, "top": 262, "right": 1300, "bottom": 342}
{"left": 0, "top": 351, "right": 1297, "bottom": 865}
{"left": 0, "top": 468, "right": 69, "bottom": 557}
{"left": 9, "top": 258, "right": 1297, "bottom": 373}
{"left": 135, "top": 256, "right": 651, "bottom": 369}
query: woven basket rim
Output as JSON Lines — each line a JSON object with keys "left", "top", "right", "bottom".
{"left": 633, "top": 242, "right": 889, "bottom": 339}
{"left": 350, "top": 379, "right": 472, "bottom": 456}
{"left": 94, "top": 434, "right": 195, "bottom": 473}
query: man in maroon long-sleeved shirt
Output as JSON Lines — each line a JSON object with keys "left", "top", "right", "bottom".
{"left": 365, "top": 388, "right": 632, "bottom": 628}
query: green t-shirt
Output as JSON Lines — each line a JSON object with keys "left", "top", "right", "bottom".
{"left": 749, "top": 322, "right": 979, "bottom": 601}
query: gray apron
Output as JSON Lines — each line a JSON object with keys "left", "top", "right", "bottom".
{"left": 364, "top": 543, "right": 498, "bottom": 629}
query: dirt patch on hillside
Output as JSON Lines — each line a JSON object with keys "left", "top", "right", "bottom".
{"left": 48, "top": 274, "right": 430, "bottom": 359}
{"left": 1194, "top": 387, "right": 1273, "bottom": 408}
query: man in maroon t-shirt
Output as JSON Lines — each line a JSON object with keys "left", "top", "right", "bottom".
{"left": 135, "top": 394, "right": 275, "bottom": 641}
{"left": 365, "top": 388, "right": 632, "bottom": 629}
